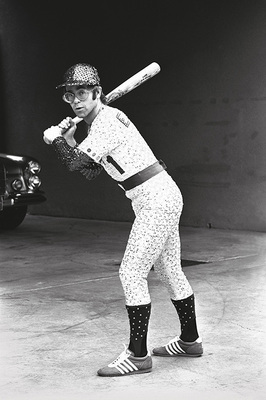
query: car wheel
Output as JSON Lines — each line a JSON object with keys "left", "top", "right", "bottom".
{"left": 0, "top": 205, "right": 28, "bottom": 230}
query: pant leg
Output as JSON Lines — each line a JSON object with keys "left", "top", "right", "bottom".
{"left": 119, "top": 207, "right": 177, "bottom": 306}
{"left": 154, "top": 222, "right": 193, "bottom": 300}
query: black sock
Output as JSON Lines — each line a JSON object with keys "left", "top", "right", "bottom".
{"left": 126, "top": 303, "right": 151, "bottom": 357}
{"left": 171, "top": 294, "right": 199, "bottom": 342}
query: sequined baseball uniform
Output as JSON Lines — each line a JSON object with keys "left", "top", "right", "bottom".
{"left": 66, "top": 105, "right": 193, "bottom": 305}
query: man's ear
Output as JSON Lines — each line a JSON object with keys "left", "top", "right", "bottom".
{"left": 93, "top": 86, "right": 102, "bottom": 100}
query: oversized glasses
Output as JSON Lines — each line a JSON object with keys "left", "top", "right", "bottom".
{"left": 62, "top": 88, "right": 93, "bottom": 103}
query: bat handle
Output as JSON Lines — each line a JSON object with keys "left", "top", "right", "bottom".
{"left": 57, "top": 115, "right": 82, "bottom": 135}
{"left": 72, "top": 116, "right": 83, "bottom": 124}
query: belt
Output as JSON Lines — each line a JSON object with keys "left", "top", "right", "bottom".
{"left": 118, "top": 160, "right": 167, "bottom": 191}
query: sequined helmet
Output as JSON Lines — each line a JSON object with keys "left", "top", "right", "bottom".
{"left": 56, "top": 63, "right": 100, "bottom": 89}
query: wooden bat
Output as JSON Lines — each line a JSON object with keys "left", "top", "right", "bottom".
{"left": 72, "top": 62, "right": 161, "bottom": 125}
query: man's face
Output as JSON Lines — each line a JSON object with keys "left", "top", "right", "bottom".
{"left": 65, "top": 85, "right": 97, "bottom": 119}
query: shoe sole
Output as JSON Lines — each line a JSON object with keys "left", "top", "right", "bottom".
{"left": 152, "top": 352, "right": 203, "bottom": 357}
{"left": 97, "top": 368, "right": 152, "bottom": 377}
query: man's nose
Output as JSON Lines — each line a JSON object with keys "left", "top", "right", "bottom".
{"left": 73, "top": 96, "right": 81, "bottom": 103}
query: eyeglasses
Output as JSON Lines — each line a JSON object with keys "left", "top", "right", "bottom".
{"left": 62, "top": 88, "right": 93, "bottom": 103}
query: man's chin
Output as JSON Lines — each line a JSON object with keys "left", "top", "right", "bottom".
{"left": 75, "top": 110, "right": 88, "bottom": 118}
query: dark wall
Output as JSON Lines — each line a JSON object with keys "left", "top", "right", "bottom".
{"left": 1, "top": 0, "right": 266, "bottom": 231}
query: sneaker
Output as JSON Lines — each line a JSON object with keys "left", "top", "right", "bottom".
{"left": 153, "top": 336, "right": 203, "bottom": 357}
{"left": 97, "top": 345, "right": 152, "bottom": 377}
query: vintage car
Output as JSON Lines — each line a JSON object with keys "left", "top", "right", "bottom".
{"left": 0, "top": 153, "right": 46, "bottom": 229}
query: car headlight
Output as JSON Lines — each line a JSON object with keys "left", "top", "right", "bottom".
{"left": 11, "top": 179, "right": 23, "bottom": 191}
{"left": 28, "top": 175, "right": 41, "bottom": 189}
{"left": 24, "top": 161, "right": 42, "bottom": 191}
{"left": 28, "top": 161, "right": 41, "bottom": 174}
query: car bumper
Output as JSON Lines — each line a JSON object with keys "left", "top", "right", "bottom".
{"left": 3, "top": 192, "right": 46, "bottom": 207}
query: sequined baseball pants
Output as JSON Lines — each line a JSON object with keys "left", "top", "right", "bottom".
{"left": 119, "top": 171, "right": 193, "bottom": 306}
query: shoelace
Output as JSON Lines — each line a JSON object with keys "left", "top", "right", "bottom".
{"left": 108, "top": 344, "right": 131, "bottom": 367}
{"left": 108, "top": 345, "right": 139, "bottom": 374}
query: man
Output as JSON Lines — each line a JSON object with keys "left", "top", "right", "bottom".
{"left": 43, "top": 63, "right": 203, "bottom": 377}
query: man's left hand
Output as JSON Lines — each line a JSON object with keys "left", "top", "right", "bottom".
{"left": 43, "top": 126, "right": 62, "bottom": 145}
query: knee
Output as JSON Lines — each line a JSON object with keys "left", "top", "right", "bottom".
{"left": 119, "top": 263, "right": 148, "bottom": 293}
{"left": 119, "top": 263, "right": 130, "bottom": 288}
{"left": 119, "top": 262, "right": 135, "bottom": 285}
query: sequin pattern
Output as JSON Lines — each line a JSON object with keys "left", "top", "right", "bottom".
{"left": 52, "top": 136, "right": 103, "bottom": 180}
{"left": 119, "top": 171, "right": 193, "bottom": 306}
{"left": 78, "top": 106, "right": 157, "bottom": 181}
{"left": 53, "top": 106, "right": 193, "bottom": 307}
{"left": 56, "top": 63, "right": 100, "bottom": 88}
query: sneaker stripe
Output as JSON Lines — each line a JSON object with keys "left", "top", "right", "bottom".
{"left": 116, "top": 365, "right": 126, "bottom": 374}
{"left": 119, "top": 364, "right": 131, "bottom": 374}
{"left": 172, "top": 341, "right": 186, "bottom": 354}
{"left": 125, "top": 359, "right": 138, "bottom": 371}
{"left": 113, "top": 358, "right": 139, "bottom": 375}
{"left": 121, "top": 360, "right": 134, "bottom": 372}
{"left": 166, "top": 343, "right": 176, "bottom": 355}
{"left": 166, "top": 341, "right": 186, "bottom": 355}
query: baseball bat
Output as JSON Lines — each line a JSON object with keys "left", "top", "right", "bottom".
{"left": 72, "top": 62, "right": 161, "bottom": 125}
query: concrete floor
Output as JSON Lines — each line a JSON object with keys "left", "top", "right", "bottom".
{"left": 0, "top": 215, "right": 266, "bottom": 400}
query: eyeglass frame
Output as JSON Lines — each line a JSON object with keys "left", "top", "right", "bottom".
{"left": 62, "top": 87, "right": 94, "bottom": 103}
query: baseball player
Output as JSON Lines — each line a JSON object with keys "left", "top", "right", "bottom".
{"left": 43, "top": 63, "right": 203, "bottom": 377}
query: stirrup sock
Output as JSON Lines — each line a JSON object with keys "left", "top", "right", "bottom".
{"left": 171, "top": 294, "right": 199, "bottom": 342}
{"left": 126, "top": 303, "right": 151, "bottom": 357}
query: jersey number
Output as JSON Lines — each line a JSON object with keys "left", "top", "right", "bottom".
{"left": 106, "top": 156, "right": 125, "bottom": 174}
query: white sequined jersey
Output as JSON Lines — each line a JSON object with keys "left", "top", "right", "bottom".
{"left": 78, "top": 105, "right": 157, "bottom": 181}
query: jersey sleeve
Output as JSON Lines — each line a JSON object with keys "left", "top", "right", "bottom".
{"left": 52, "top": 136, "right": 103, "bottom": 180}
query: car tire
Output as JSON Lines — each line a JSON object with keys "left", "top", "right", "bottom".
{"left": 0, "top": 205, "right": 28, "bottom": 230}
